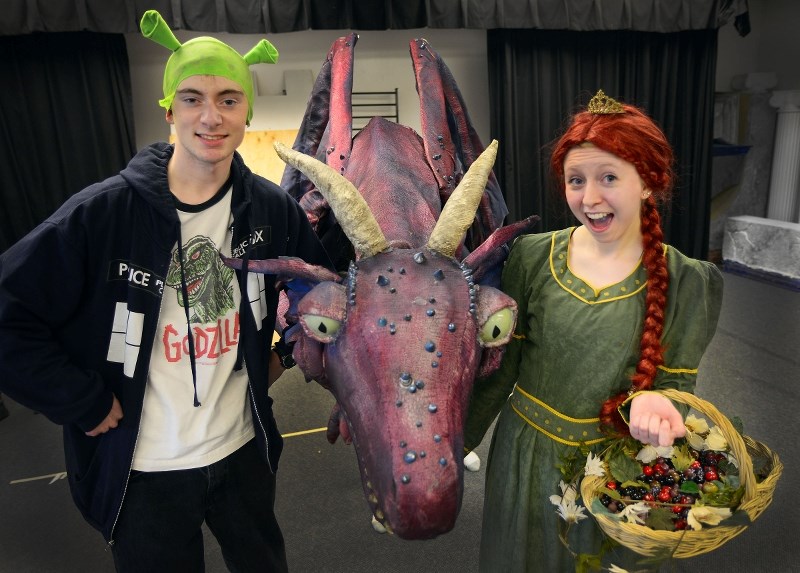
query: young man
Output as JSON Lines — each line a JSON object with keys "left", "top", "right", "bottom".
{"left": 0, "top": 11, "right": 330, "bottom": 572}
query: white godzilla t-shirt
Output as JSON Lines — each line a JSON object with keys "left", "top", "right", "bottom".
{"left": 132, "top": 186, "right": 254, "bottom": 471}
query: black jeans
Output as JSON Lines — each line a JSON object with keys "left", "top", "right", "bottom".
{"left": 111, "top": 439, "right": 287, "bottom": 573}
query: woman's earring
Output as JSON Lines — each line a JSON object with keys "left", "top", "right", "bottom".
{"left": 641, "top": 190, "right": 652, "bottom": 199}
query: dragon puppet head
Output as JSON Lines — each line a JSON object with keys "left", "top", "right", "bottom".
{"left": 223, "top": 34, "right": 538, "bottom": 540}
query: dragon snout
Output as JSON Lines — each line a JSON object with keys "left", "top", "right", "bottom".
{"left": 344, "top": 398, "right": 466, "bottom": 539}
{"left": 359, "top": 440, "right": 464, "bottom": 540}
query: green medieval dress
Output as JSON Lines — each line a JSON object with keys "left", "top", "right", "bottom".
{"left": 464, "top": 228, "right": 724, "bottom": 572}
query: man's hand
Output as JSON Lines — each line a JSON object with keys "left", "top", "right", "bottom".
{"left": 85, "top": 395, "right": 123, "bottom": 437}
{"left": 268, "top": 348, "right": 286, "bottom": 387}
{"left": 628, "top": 392, "right": 685, "bottom": 447}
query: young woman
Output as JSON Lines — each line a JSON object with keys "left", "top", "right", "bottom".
{"left": 464, "top": 91, "right": 724, "bottom": 572}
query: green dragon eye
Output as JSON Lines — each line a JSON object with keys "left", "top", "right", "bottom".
{"left": 478, "top": 307, "right": 514, "bottom": 345}
{"left": 302, "top": 314, "right": 342, "bottom": 341}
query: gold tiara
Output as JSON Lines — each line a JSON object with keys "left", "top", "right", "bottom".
{"left": 587, "top": 90, "right": 625, "bottom": 115}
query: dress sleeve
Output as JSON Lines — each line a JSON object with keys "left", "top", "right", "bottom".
{"left": 653, "top": 253, "right": 724, "bottom": 405}
{"left": 463, "top": 237, "right": 532, "bottom": 451}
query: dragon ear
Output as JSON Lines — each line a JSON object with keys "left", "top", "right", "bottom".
{"left": 140, "top": 10, "right": 181, "bottom": 52}
{"left": 244, "top": 39, "right": 280, "bottom": 65}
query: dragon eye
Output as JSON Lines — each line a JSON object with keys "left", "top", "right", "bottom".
{"left": 297, "top": 282, "right": 347, "bottom": 344}
{"left": 302, "top": 314, "right": 342, "bottom": 342}
{"left": 478, "top": 307, "right": 514, "bottom": 346}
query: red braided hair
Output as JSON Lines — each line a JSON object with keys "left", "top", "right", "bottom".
{"left": 550, "top": 98, "right": 674, "bottom": 435}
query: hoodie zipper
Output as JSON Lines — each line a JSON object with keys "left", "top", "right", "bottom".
{"left": 230, "top": 222, "right": 274, "bottom": 474}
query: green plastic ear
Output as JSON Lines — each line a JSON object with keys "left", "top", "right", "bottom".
{"left": 244, "top": 40, "right": 279, "bottom": 65}
{"left": 140, "top": 10, "right": 181, "bottom": 52}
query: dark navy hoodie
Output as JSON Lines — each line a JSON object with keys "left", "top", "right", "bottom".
{"left": 0, "top": 142, "right": 331, "bottom": 542}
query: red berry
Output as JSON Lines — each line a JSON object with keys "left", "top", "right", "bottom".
{"left": 643, "top": 465, "right": 654, "bottom": 476}
{"left": 675, "top": 519, "right": 688, "bottom": 530}
{"left": 705, "top": 469, "right": 719, "bottom": 482}
{"left": 643, "top": 493, "right": 655, "bottom": 502}
{"left": 671, "top": 504, "right": 683, "bottom": 514}
{"left": 606, "top": 481, "right": 618, "bottom": 490}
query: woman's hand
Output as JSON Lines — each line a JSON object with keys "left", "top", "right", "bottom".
{"left": 628, "top": 392, "right": 685, "bottom": 447}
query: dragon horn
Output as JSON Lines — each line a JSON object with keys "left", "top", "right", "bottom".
{"left": 427, "top": 140, "right": 498, "bottom": 257}
{"left": 274, "top": 142, "right": 390, "bottom": 259}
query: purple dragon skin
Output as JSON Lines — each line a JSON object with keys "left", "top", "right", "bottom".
{"left": 224, "top": 34, "right": 538, "bottom": 539}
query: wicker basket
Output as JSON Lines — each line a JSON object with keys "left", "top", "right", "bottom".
{"left": 580, "top": 389, "right": 782, "bottom": 558}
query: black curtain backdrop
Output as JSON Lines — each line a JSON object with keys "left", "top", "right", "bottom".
{"left": 0, "top": 0, "right": 750, "bottom": 35}
{"left": 0, "top": 32, "right": 136, "bottom": 253}
{"left": 488, "top": 28, "right": 718, "bottom": 260}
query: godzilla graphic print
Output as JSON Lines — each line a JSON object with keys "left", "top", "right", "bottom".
{"left": 165, "top": 235, "right": 235, "bottom": 324}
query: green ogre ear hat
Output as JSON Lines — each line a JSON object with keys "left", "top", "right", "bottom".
{"left": 140, "top": 9, "right": 278, "bottom": 125}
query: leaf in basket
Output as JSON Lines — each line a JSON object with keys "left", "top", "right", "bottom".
{"left": 723, "top": 508, "right": 753, "bottom": 528}
{"left": 620, "top": 480, "right": 650, "bottom": 492}
{"left": 701, "top": 483, "right": 744, "bottom": 508}
{"left": 591, "top": 498, "right": 612, "bottom": 516}
{"left": 671, "top": 443, "right": 694, "bottom": 471}
{"left": 706, "top": 426, "right": 729, "bottom": 451}
{"left": 678, "top": 480, "right": 700, "bottom": 495}
{"left": 645, "top": 507, "right": 675, "bottom": 531}
{"left": 687, "top": 506, "right": 731, "bottom": 530}
{"left": 730, "top": 415, "right": 744, "bottom": 435}
{"left": 750, "top": 454, "right": 770, "bottom": 480}
{"left": 599, "top": 487, "right": 623, "bottom": 501}
{"left": 608, "top": 450, "right": 641, "bottom": 483}
{"left": 718, "top": 456, "right": 738, "bottom": 477}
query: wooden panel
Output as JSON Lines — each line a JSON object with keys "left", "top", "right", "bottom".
{"left": 237, "top": 129, "right": 299, "bottom": 182}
